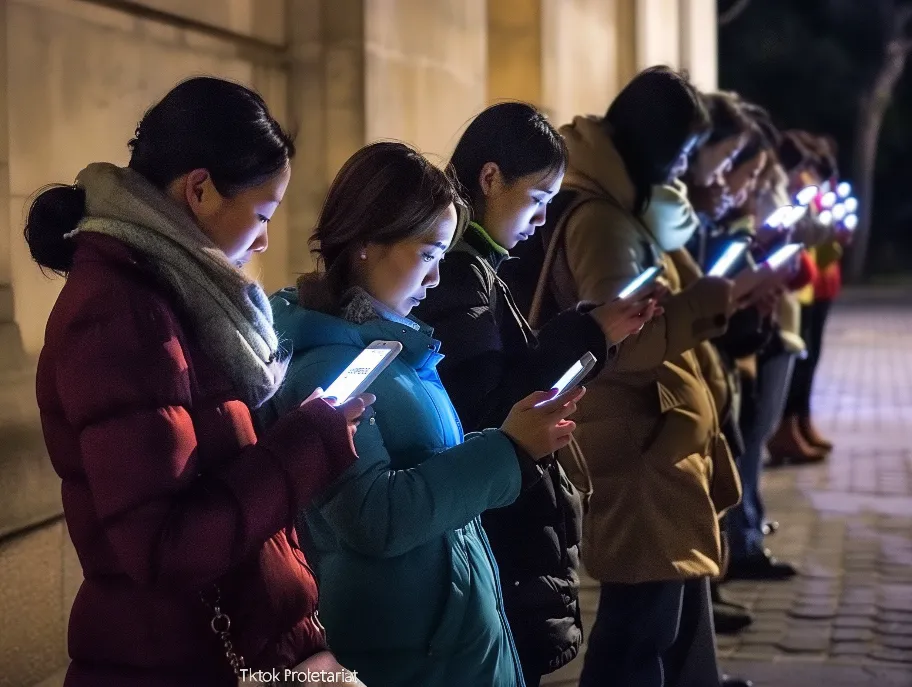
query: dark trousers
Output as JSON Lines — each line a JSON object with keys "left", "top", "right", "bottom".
{"left": 521, "top": 663, "right": 541, "bottom": 687}
{"left": 728, "top": 350, "right": 796, "bottom": 559}
{"left": 785, "top": 299, "right": 832, "bottom": 417}
{"left": 579, "top": 578, "right": 720, "bottom": 687}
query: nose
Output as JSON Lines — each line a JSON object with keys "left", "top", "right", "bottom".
{"left": 424, "top": 261, "right": 441, "bottom": 289}
{"left": 532, "top": 206, "right": 548, "bottom": 227}
{"left": 252, "top": 229, "right": 268, "bottom": 254}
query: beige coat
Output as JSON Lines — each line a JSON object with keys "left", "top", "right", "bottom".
{"left": 543, "top": 116, "right": 742, "bottom": 584}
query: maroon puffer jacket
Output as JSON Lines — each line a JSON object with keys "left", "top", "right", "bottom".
{"left": 36, "top": 234, "right": 357, "bottom": 686}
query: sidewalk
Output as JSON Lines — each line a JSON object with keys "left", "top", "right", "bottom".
{"left": 543, "top": 298, "right": 912, "bottom": 686}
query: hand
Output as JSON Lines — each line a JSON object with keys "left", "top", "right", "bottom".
{"left": 302, "top": 388, "right": 376, "bottom": 436}
{"left": 501, "top": 387, "right": 586, "bottom": 461}
{"left": 731, "top": 264, "right": 776, "bottom": 305}
{"left": 589, "top": 285, "right": 667, "bottom": 345}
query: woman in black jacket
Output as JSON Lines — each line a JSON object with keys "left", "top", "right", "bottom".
{"left": 415, "top": 102, "right": 660, "bottom": 687}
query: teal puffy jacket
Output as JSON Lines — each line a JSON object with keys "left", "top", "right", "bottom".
{"left": 260, "top": 288, "right": 526, "bottom": 687}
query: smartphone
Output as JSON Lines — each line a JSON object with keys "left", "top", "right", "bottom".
{"left": 707, "top": 239, "right": 750, "bottom": 277}
{"left": 794, "top": 185, "right": 819, "bottom": 206}
{"left": 617, "top": 265, "right": 664, "bottom": 299}
{"left": 764, "top": 243, "right": 804, "bottom": 270}
{"left": 762, "top": 205, "right": 795, "bottom": 229}
{"left": 535, "top": 352, "right": 597, "bottom": 407}
{"left": 780, "top": 204, "right": 809, "bottom": 229}
{"left": 322, "top": 340, "right": 403, "bottom": 404}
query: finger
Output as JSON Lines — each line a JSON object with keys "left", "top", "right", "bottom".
{"left": 356, "top": 392, "right": 376, "bottom": 408}
{"left": 302, "top": 387, "right": 324, "bottom": 405}
{"left": 521, "top": 388, "right": 560, "bottom": 409}
{"left": 554, "top": 419, "right": 577, "bottom": 435}
{"left": 542, "top": 386, "right": 586, "bottom": 414}
{"left": 339, "top": 396, "right": 367, "bottom": 422}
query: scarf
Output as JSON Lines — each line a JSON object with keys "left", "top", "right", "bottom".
{"left": 339, "top": 287, "right": 421, "bottom": 330}
{"left": 73, "top": 163, "right": 288, "bottom": 408}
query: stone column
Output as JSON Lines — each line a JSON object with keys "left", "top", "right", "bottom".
{"left": 486, "top": 0, "right": 544, "bottom": 107}
{"left": 678, "top": 0, "right": 718, "bottom": 91}
{"left": 635, "top": 0, "right": 682, "bottom": 72}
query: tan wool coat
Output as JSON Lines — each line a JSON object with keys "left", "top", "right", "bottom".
{"left": 541, "top": 116, "right": 742, "bottom": 584}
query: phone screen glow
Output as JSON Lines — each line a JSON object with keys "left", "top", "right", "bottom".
{"left": 766, "top": 244, "right": 802, "bottom": 270}
{"left": 552, "top": 361, "right": 584, "bottom": 394}
{"left": 763, "top": 206, "right": 794, "bottom": 228}
{"left": 618, "top": 267, "right": 660, "bottom": 299}
{"left": 795, "top": 186, "right": 818, "bottom": 206}
{"left": 323, "top": 348, "right": 393, "bottom": 403}
{"left": 708, "top": 242, "right": 749, "bottom": 277}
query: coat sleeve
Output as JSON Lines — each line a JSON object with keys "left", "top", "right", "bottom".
{"left": 279, "top": 358, "right": 522, "bottom": 559}
{"left": 563, "top": 201, "right": 731, "bottom": 373}
{"left": 419, "top": 252, "right": 606, "bottom": 432}
{"left": 55, "top": 291, "right": 358, "bottom": 590}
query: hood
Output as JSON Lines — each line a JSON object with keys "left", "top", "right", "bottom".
{"left": 641, "top": 179, "right": 702, "bottom": 252}
{"left": 559, "top": 116, "right": 635, "bottom": 211}
{"left": 271, "top": 287, "right": 444, "bottom": 372}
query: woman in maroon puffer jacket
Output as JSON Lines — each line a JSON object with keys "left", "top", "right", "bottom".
{"left": 25, "top": 77, "right": 369, "bottom": 687}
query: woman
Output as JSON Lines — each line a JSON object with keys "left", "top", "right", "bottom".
{"left": 415, "top": 102, "right": 660, "bottom": 687}
{"left": 527, "top": 66, "right": 743, "bottom": 687}
{"left": 26, "top": 77, "right": 367, "bottom": 686}
{"left": 260, "top": 141, "right": 582, "bottom": 687}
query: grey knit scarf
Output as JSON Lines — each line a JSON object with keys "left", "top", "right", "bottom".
{"left": 72, "top": 162, "right": 288, "bottom": 408}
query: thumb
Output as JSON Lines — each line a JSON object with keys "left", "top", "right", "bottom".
{"left": 301, "top": 387, "right": 324, "bottom": 406}
{"left": 519, "top": 388, "right": 559, "bottom": 410}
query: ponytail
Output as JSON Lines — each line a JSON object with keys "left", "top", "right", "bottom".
{"left": 23, "top": 184, "right": 86, "bottom": 275}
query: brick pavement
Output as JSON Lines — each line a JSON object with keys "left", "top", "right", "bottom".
{"left": 543, "top": 297, "right": 912, "bottom": 687}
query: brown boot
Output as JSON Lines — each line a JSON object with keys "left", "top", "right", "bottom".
{"left": 798, "top": 415, "right": 834, "bottom": 452}
{"left": 768, "top": 415, "right": 827, "bottom": 466}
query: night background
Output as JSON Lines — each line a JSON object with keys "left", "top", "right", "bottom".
{"left": 718, "top": 0, "right": 912, "bottom": 281}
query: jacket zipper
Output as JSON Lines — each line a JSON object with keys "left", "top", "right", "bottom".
{"left": 478, "top": 520, "right": 526, "bottom": 687}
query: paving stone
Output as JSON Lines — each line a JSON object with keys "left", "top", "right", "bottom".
{"left": 831, "top": 641, "right": 873, "bottom": 656}
{"left": 876, "top": 622, "right": 912, "bottom": 637}
{"left": 868, "top": 647, "right": 912, "bottom": 664}
{"left": 881, "top": 635, "right": 912, "bottom": 651}
{"left": 832, "top": 627, "right": 874, "bottom": 642}
{"left": 834, "top": 615, "right": 877, "bottom": 629}
{"left": 739, "top": 629, "right": 785, "bottom": 646}
{"left": 777, "top": 630, "right": 831, "bottom": 653}
{"left": 837, "top": 604, "right": 878, "bottom": 617}
{"left": 789, "top": 605, "right": 838, "bottom": 620}
{"left": 879, "top": 609, "right": 912, "bottom": 623}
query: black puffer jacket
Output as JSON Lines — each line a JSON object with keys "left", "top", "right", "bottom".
{"left": 414, "top": 224, "right": 608, "bottom": 676}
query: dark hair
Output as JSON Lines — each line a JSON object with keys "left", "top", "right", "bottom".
{"left": 449, "top": 102, "right": 567, "bottom": 217}
{"left": 603, "top": 66, "right": 711, "bottom": 214}
{"left": 308, "top": 141, "right": 468, "bottom": 309}
{"left": 741, "top": 101, "right": 782, "bottom": 152}
{"left": 24, "top": 76, "right": 295, "bottom": 275}
{"left": 703, "top": 91, "right": 755, "bottom": 146}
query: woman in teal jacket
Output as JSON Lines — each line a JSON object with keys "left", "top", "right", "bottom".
{"left": 260, "top": 142, "right": 583, "bottom": 687}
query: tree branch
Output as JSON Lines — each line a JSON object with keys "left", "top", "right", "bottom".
{"left": 719, "top": 0, "right": 753, "bottom": 26}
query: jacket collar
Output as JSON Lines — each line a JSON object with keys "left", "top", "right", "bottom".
{"left": 464, "top": 222, "right": 511, "bottom": 272}
{"left": 559, "top": 116, "right": 636, "bottom": 211}
{"left": 271, "top": 287, "right": 444, "bottom": 372}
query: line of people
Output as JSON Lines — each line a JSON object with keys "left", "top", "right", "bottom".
{"left": 26, "top": 68, "right": 849, "bottom": 687}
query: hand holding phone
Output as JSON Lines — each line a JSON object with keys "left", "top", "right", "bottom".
{"left": 707, "top": 239, "right": 750, "bottom": 277}
{"left": 590, "top": 295, "right": 663, "bottom": 345}
{"left": 763, "top": 243, "right": 803, "bottom": 271}
{"left": 617, "top": 265, "right": 665, "bottom": 299}
{"left": 322, "top": 340, "right": 402, "bottom": 405}
{"left": 502, "top": 387, "right": 586, "bottom": 461}
{"left": 535, "top": 352, "right": 597, "bottom": 407}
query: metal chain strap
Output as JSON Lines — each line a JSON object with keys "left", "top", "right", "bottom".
{"left": 201, "top": 585, "right": 247, "bottom": 680}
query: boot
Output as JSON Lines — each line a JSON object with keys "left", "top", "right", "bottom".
{"left": 798, "top": 415, "right": 834, "bottom": 452}
{"left": 767, "top": 415, "right": 827, "bottom": 466}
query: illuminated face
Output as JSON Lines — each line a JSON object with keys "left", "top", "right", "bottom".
{"left": 477, "top": 164, "right": 564, "bottom": 250}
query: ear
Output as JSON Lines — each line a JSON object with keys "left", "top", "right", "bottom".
{"left": 184, "top": 168, "right": 219, "bottom": 217}
{"left": 478, "top": 162, "right": 502, "bottom": 198}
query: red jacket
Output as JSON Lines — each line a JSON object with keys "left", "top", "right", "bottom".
{"left": 36, "top": 235, "right": 357, "bottom": 686}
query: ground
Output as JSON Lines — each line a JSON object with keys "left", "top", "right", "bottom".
{"left": 543, "top": 292, "right": 912, "bottom": 687}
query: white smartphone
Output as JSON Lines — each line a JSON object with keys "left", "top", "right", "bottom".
{"left": 617, "top": 265, "right": 664, "bottom": 299}
{"left": 322, "top": 340, "right": 403, "bottom": 405}
{"left": 794, "top": 185, "right": 819, "bottom": 206}
{"left": 763, "top": 205, "right": 795, "bottom": 229}
{"left": 535, "top": 352, "right": 597, "bottom": 407}
{"left": 707, "top": 239, "right": 751, "bottom": 277}
{"left": 764, "top": 243, "right": 804, "bottom": 270}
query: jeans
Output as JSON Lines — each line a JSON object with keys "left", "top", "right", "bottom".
{"left": 728, "top": 350, "right": 796, "bottom": 560}
{"left": 785, "top": 299, "right": 831, "bottom": 417}
{"left": 579, "top": 578, "right": 720, "bottom": 687}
